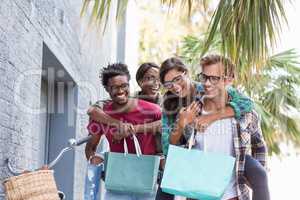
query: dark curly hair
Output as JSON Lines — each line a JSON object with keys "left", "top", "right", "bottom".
{"left": 101, "top": 63, "right": 131, "bottom": 87}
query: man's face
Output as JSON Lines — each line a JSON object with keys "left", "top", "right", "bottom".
{"left": 201, "top": 63, "right": 226, "bottom": 100}
{"left": 106, "top": 75, "right": 130, "bottom": 105}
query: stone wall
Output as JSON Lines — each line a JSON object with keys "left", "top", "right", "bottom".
{"left": 0, "top": 0, "right": 119, "bottom": 199}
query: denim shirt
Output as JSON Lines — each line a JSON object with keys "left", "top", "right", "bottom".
{"left": 161, "top": 83, "right": 254, "bottom": 155}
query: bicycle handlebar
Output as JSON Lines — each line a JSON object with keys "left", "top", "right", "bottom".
{"left": 5, "top": 135, "right": 92, "bottom": 176}
{"left": 68, "top": 135, "right": 92, "bottom": 147}
{"left": 47, "top": 147, "right": 73, "bottom": 169}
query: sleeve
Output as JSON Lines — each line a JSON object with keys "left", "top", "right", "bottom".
{"left": 227, "top": 87, "right": 254, "bottom": 119}
{"left": 249, "top": 112, "right": 268, "bottom": 168}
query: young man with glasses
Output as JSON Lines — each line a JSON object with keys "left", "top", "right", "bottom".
{"left": 86, "top": 63, "right": 162, "bottom": 200}
{"left": 167, "top": 55, "right": 269, "bottom": 200}
{"left": 87, "top": 63, "right": 162, "bottom": 147}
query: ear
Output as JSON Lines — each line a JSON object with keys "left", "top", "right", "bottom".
{"left": 224, "top": 77, "right": 234, "bottom": 86}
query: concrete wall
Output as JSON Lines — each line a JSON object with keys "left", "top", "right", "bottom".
{"left": 0, "top": 0, "right": 121, "bottom": 199}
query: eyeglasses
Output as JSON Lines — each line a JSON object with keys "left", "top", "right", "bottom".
{"left": 142, "top": 75, "right": 159, "bottom": 83}
{"left": 109, "top": 83, "right": 129, "bottom": 93}
{"left": 197, "top": 73, "right": 223, "bottom": 85}
{"left": 163, "top": 72, "right": 186, "bottom": 89}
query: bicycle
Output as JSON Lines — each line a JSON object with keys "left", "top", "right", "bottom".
{"left": 0, "top": 135, "right": 92, "bottom": 200}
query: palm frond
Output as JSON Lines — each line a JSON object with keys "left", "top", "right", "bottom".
{"left": 202, "top": 0, "right": 289, "bottom": 69}
{"left": 180, "top": 34, "right": 300, "bottom": 155}
{"left": 116, "top": 0, "right": 128, "bottom": 22}
{"left": 81, "top": 0, "right": 208, "bottom": 28}
{"left": 81, "top": 0, "right": 123, "bottom": 30}
{"left": 160, "top": 0, "right": 194, "bottom": 16}
{"left": 251, "top": 50, "right": 300, "bottom": 155}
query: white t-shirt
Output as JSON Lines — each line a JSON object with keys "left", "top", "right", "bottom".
{"left": 194, "top": 111, "right": 237, "bottom": 200}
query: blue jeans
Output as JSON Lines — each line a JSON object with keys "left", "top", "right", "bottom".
{"left": 105, "top": 190, "right": 156, "bottom": 200}
{"left": 84, "top": 163, "right": 103, "bottom": 200}
{"left": 245, "top": 155, "right": 270, "bottom": 200}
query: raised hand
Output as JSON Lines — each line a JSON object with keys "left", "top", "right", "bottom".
{"left": 178, "top": 101, "right": 202, "bottom": 129}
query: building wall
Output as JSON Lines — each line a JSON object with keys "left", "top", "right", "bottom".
{"left": 0, "top": 0, "right": 121, "bottom": 199}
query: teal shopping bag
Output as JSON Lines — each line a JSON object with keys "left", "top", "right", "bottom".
{"left": 104, "top": 135, "right": 160, "bottom": 194}
{"left": 161, "top": 145, "right": 235, "bottom": 200}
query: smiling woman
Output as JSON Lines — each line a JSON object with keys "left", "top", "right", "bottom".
{"left": 135, "top": 62, "right": 161, "bottom": 104}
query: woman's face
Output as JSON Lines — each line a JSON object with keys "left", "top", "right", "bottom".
{"left": 163, "top": 68, "right": 189, "bottom": 98}
{"left": 139, "top": 67, "right": 160, "bottom": 96}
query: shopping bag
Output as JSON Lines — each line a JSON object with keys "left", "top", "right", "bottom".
{"left": 104, "top": 135, "right": 160, "bottom": 194}
{"left": 161, "top": 141, "right": 235, "bottom": 200}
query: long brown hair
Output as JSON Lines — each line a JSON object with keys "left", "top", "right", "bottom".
{"left": 159, "top": 57, "right": 191, "bottom": 119}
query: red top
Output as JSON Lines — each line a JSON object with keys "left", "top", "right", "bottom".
{"left": 87, "top": 99, "right": 161, "bottom": 155}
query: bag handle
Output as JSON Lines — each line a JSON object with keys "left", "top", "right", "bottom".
{"left": 188, "top": 129, "right": 195, "bottom": 150}
{"left": 123, "top": 134, "right": 142, "bottom": 156}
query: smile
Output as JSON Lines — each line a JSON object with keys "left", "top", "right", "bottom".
{"left": 116, "top": 93, "right": 126, "bottom": 98}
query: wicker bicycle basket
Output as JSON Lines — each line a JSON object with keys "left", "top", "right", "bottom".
{"left": 3, "top": 170, "right": 60, "bottom": 200}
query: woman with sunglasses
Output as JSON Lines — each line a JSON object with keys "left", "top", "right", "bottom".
{"left": 159, "top": 57, "right": 269, "bottom": 200}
